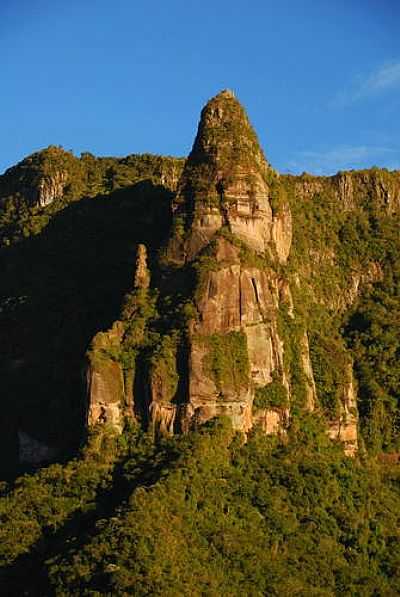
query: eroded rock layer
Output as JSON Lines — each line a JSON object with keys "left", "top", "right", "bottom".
{"left": 84, "top": 90, "right": 359, "bottom": 455}
{"left": 167, "top": 90, "right": 291, "bottom": 263}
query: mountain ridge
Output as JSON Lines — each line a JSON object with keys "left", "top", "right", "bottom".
{"left": 1, "top": 91, "right": 400, "bottom": 596}
{"left": 1, "top": 91, "right": 400, "bottom": 472}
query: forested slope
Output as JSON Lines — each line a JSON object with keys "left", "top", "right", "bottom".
{"left": 1, "top": 91, "right": 400, "bottom": 595}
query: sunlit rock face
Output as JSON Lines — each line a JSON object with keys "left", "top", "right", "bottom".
{"left": 86, "top": 321, "right": 126, "bottom": 434}
{"left": 157, "top": 91, "right": 295, "bottom": 437}
{"left": 0, "top": 146, "right": 72, "bottom": 208}
{"left": 180, "top": 237, "right": 289, "bottom": 435}
{"left": 85, "top": 245, "right": 151, "bottom": 433}
{"left": 83, "top": 91, "right": 359, "bottom": 455}
{"left": 327, "top": 364, "right": 359, "bottom": 456}
{"left": 167, "top": 89, "right": 291, "bottom": 264}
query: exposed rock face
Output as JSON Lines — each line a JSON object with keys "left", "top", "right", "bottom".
{"left": 84, "top": 91, "right": 361, "bottom": 455}
{"left": 327, "top": 364, "right": 358, "bottom": 456}
{"left": 340, "top": 261, "right": 384, "bottom": 310}
{"left": 85, "top": 244, "right": 153, "bottom": 433}
{"left": 134, "top": 243, "right": 151, "bottom": 290}
{"left": 293, "top": 169, "right": 400, "bottom": 214}
{"left": 152, "top": 92, "right": 296, "bottom": 438}
{"left": 0, "top": 146, "right": 71, "bottom": 208}
{"left": 36, "top": 170, "right": 67, "bottom": 206}
{"left": 299, "top": 331, "right": 317, "bottom": 412}
{"left": 180, "top": 239, "right": 286, "bottom": 433}
{"left": 86, "top": 321, "right": 125, "bottom": 433}
{"left": 168, "top": 89, "right": 291, "bottom": 263}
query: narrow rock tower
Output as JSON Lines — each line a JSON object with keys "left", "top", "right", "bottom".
{"left": 85, "top": 90, "right": 358, "bottom": 455}
{"left": 168, "top": 89, "right": 292, "bottom": 263}
{"left": 151, "top": 90, "right": 295, "bottom": 434}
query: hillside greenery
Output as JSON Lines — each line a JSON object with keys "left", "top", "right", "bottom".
{"left": 281, "top": 171, "right": 400, "bottom": 450}
{"left": 0, "top": 418, "right": 399, "bottom": 595}
{"left": 0, "top": 150, "right": 181, "bottom": 471}
{"left": 0, "top": 146, "right": 184, "bottom": 247}
{"left": 1, "top": 145, "right": 400, "bottom": 595}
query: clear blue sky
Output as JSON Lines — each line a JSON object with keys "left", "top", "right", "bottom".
{"left": 1, "top": 0, "right": 399, "bottom": 175}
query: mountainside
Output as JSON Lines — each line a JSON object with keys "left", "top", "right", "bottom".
{"left": 1, "top": 91, "right": 400, "bottom": 595}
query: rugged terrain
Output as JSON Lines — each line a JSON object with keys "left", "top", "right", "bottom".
{"left": 1, "top": 91, "right": 400, "bottom": 469}
{"left": 0, "top": 90, "right": 400, "bottom": 595}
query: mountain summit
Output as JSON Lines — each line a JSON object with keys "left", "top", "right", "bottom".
{"left": 1, "top": 91, "right": 400, "bottom": 473}
{"left": 1, "top": 90, "right": 400, "bottom": 595}
{"left": 85, "top": 92, "right": 354, "bottom": 451}
{"left": 169, "top": 90, "right": 291, "bottom": 262}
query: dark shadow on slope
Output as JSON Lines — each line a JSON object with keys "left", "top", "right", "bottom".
{"left": 0, "top": 437, "right": 182, "bottom": 596}
{"left": 0, "top": 181, "right": 173, "bottom": 478}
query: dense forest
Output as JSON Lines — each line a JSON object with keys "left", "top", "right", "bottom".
{"left": 1, "top": 419, "right": 400, "bottom": 595}
{"left": 1, "top": 91, "right": 400, "bottom": 595}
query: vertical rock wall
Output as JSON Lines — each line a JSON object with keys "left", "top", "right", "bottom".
{"left": 85, "top": 90, "right": 360, "bottom": 455}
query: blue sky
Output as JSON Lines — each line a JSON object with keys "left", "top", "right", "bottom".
{"left": 1, "top": 0, "right": 399, "bottom": 175}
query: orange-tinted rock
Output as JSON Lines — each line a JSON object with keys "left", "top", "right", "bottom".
{"left": 86, "top": 322, "right": 125, "bottom": 433}
{"left": 167, "top": 90, "right": 292, "bottom": 263}
{"left": 327, "top": 364, "right": 358, "bottom": 456}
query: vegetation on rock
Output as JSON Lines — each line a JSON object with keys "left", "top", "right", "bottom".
{"left": 203, "top": 331, "right": 250, "bottom": 396}
{"left": 254, "top": 372, "right": 289, "bottom": 410}
{"left": 1, "top": 90, "right": 400, "bottom": 595}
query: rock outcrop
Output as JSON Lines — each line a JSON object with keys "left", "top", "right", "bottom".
{"left": 0, "top": 146, "right": 71, "bottom": 208}
{"left": 36, "top": 170, "right": 68, "bottom": 206}
{"left": 5, "top": 93, "right": 400, "bottom": 475}
{"left": 143, "top": 91, "right": 293, "bottom": 436}
{"left": 327, "top": 364, "right": 359, "bottom": 456}
{"left": 86, "top": 321, "right": 126, "bottom": 433}
{"left": 85, "top": 244, "right": 152, "bottom": 432}
{"left": 85, "top": 90, "right": 361, "bottom": 454}
{"left": 168, "top": 89, "right": 291, "bottom": 263}
{"left": 293, "top": 169, "right": 400, "bottom": 215}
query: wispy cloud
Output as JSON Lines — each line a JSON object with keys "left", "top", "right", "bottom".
{"left": 285, "top": 145, "right": 399, "bottom": 175}
{"left": 332, "top": 61, "right": 400, "bottom": 107}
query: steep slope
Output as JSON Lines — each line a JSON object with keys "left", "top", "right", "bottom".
{"left": 87, "top": 90, "right": 400, "bottom": 456}
{"left": 284, "top": 169, "right": 400, "bottom": 453}
{"left": 1, "top": 91, "right": 400, "bottom": 474}
{"left": 167, "top": 89, "right": 291, "bottom": 262}
{"left": 86, "top": 90, "right": 294, "bottom": 440}
{"left": 0, "top": 151, "right": 182, "bottom": 474}
{"left": 1, "top": 91, "right": 400, "bottom": 597}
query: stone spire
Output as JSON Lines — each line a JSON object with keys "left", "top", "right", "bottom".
{"left": 134, "top": 244, "right": 150, "bottom": 290}
{"left": 168, "top": 90, "right": 291, "bottom": 262}
{"left": 177, "top": 88, "right": 273, "bottom": 208}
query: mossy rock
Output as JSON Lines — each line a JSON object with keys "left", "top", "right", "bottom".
{"left": 254, "top": 374, "right": 289, "bottom": 410}
{"left": 203, "top": 331, "right": 250, "bottom": 395}
{"left": 149, "top": 333, "right": 180, "bottom": 403}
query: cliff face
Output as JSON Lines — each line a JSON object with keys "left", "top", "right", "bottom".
{"left": 0, "top": 146, "right": 73, "bottom": 208}
{"left": 3, "top": 91, "right": 400, "bottom": 471}
{"left": 156, "top": 90, "right": 292, "bottom": 435}
{"left": 84, "top": 91, "right": 364, "bottom": 455}
{"left": 168, "top": 89, "right": 291, "bottom": 263}
{"left": 293, "top": 169, "right": 400, "bottom": 214}
{"left": 86, "top": 244, "right": 152, "bottom": 433}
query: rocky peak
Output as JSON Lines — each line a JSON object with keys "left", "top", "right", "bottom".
{"left": 0, "top": 146, "right": 74, "bottom": 208}
{"left": 218, "top": 88, "right": 236, "bottom": 99}
{"left": 81, "top": 92, "right": 359, "bottom": 456}
{"left": 188, "top": 88, "right": 272, "bottom": 173}
{"left": 169, "top": 90, "right": 291, "bottom": 262}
